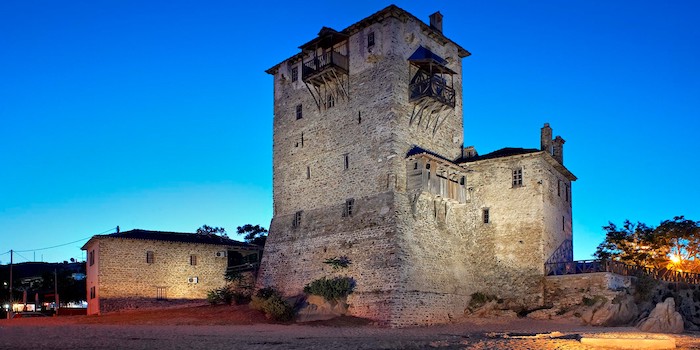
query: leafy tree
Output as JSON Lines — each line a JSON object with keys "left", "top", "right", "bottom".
{"left": 594, "top": 216, "right": 700, "bottom": 272}
{"left": 236, "top": 224, "right": 268, "bottom": 246}
{"left": 196, "top": 225, "right": 228, "bottom": 238}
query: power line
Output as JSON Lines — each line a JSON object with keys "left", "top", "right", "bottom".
{"left": 13, "top": 227, "right": 117, "bottom": 253}
{"left": 14, "top": 251, "right": 30, "bottom": 262}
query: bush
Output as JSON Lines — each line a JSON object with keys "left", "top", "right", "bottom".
{"left": 250, "top": 287, "right": 294, "bottom": 322}
{"left": 207, "top": 287, "right": 234, "bottom": 305}
{"left": 468, "top": 292, "right": 497, "bottom": 310}
{"left": 303, "top": 276, "right": 355, "bottom": 301}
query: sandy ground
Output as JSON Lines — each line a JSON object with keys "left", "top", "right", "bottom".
{"left": 1, "top": 305, "right": 699, "bottom": 349}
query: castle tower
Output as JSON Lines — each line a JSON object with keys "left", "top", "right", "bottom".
{"left": 260, "top": 5, "right": 576, "bottom": 326}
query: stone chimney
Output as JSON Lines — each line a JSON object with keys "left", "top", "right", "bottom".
{"left": 552, "top": 136, "right": 565, "bottom": 164}
{"left": 462, "top": 145, "right": 478, "bottom": 159}
{"left": 540, "top": 123, "right": 553, "bottom": 154}
{"left": 429, "top": 11, "right": 443, "bottom": 33}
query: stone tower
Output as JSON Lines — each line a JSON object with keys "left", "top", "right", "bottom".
{"left": 259, "top": 5, "right": 576, "bottom": 326}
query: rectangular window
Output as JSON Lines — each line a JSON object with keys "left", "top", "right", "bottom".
{"left": 512, "top": 168, "right": 523, "bottom": 187}
{"left": 327, "top": 94, "right": 335, "bottom": 108}
{"left": 483, "top": 208, "right": 490, "bottom": 224}
{"left": 190, "top": 255, "right": 197, "bottom": 266}
{"left": 293, "top": 210, "right": 302, "bottom": 228}
{"left": 291, "top": 65, "right": 298, "bottom": 82}
{"left": 295, "top": 104, "right": 303, "bottom": 120}
{"left": 343, "top": 154, "right": 349, "bottom": 170}
{"left": 306, "top": 166, "right": 310, "bottom": 179}
{"left": 367, "top": 32, "right": 375, "bottom": 48}
{"left": 89, "top": 250, "right": 95, "bottom": 266}
{"left": 89, "top": 286, "right": 95, "bottom": 299}
{"left": 146, "top": 251, "right": 154, "bottom": 264}
{"left": 156, "top": 287, "right": 166, "bottom": 301}
{"left": 565, "top": 184, "right": 570, "bottom": 202}
{"left": 562, "top": 216, "right": 566, "bottom": 231}
{"left": 557, "top": 180, "right": 561, "bottom": 197}
{"left": 343, "top": 198, "right": 355, "bottom": 217}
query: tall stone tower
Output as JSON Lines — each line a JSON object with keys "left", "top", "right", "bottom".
{"left": 259, "top": 5, "right": 576, "bottom": 326}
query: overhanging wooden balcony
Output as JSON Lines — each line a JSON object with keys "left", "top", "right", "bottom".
{"left": 409, "top": 72, "right": 455, "bottom": 108}
{"left": 302, "top": 51, "right": 349, "bottom": 86}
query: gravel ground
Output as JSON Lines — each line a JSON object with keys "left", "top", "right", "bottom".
{"left": 1, "top": 306, "right": 699, "bottom": 349}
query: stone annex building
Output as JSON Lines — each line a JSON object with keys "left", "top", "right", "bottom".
{"left": 258, "top": 5, "right": 576, "bottom": 326}
{"left": 82, "top": 229, "right": 260, "bottom": 315}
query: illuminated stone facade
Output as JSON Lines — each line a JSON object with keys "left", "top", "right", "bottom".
{"left": 259, "top": 5, "right": 576, "bottom": 326}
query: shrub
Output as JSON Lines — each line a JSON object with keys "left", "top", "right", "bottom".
{"left": 207, "top": 287, "right": 234, "bottom": 305}
{"left": 303, "top": 276, "right": 355, "bottom": 301}
{"left": 250, "top": 287, "right": 294, "bottom": 322}
{"left": 633, "top": 274, "right": 658, "bottom": 302}
{"left": 323, "top": 256, "right": 352, "bottom": 270}
{"left": 468, "top": 292, "right": 497, "bottom": 310}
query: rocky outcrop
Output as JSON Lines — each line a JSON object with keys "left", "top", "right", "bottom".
{"left": 581, "top": 294, "right": 638, "bottom": 326}
{"left": 637, "top": 298, "right": 684, "bottom": 334}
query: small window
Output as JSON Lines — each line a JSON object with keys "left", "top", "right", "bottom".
{"left": 306, "top": 166, "right": 310, "bottom": 179}
{"left": 367, "top": 32, "right": 375, "bottom": 48}
{"left": 460, "top": 176, "right": 465, "bottom": 186}
{"left": 358, "top": 111, "right": 362, "bottom": 124}
{"left": 146, "top": 251, "right": 154, "bottom": 264}
{"left": 565, "top": 184, "right": 570, "bottom": 202}
{"left": 343, "top": 198, "right": 355, "bottom": 217}
{"left": 90, "top": 286, "right": 96, "bottom": 299}
{"left": 190, "top": 255, "right": 197, "bottom": 266}
{"left": 414, "top": 162, "right": 418, "bottom": 170}
{"left": 293, "top": 211, "right": 302, "bottom": 228}
{"left": 343, "top": 154, "right": 349, "bottom": 170}
{"left": 557, "top": 180, "right": 561, "bottom": 197}
{"left": 483, "top": 208, "right": 490, "bottom": 224}
{"left": 156, "top": 287, "right": 166, "bottom": 301}
{"left": 327, "top": 94, "right": 335, "bottom": 108}
{"left": 562, "top": 216, "right": 566, "bottom": 231}
{"left": 295, "top": 104, "right": 303, "bottom": 120}
{"left": 512, "top": 168, "right": 523, "bottom": 187}
{"left": 291, "top": 65, "right": 298, "bottom": 82}
{"left": 89, "top": 250, "right": 95, "bottom": 266}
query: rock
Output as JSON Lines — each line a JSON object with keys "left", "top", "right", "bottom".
{"left": 296, "top": 295, "right": 349, "bottom": 323}
{"left": 526, "top": 308, "right": 554, "bottom": 320}
{"left": 637, "top": 298, "right": 684, "bottom": 334}
{"left": 580, "top": 294, "right": 639, "bottom": 326}
{"left": 465, "top": 300, "right": 517, "bottom": 318}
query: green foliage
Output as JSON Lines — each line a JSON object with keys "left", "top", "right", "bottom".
{"left": 236, "top": 224, "right": 268, "bottom": 247}
{"left": 224, "top": 272, "right": 255, "bottom": 305}
{"left": 197, "top": 225, "right": 228, "bottom": 238}
{"left": 594, "top": 216, "right": 700, "bottom": 272}
{"left": 303, "top": 276, "right": 355, "bottom": 301}
{"left": 633, "top": 274, "right": 659, "bottom": 302}
{"left": 207, "top": 287, "right": 234, "bottom": 305}
{"left": 322, "top": 256, "right": 352, "bottom": 270}
{"left": 250, "top": 287, "right": 294, "bottom": 321}
{"left": 468, "top": 292, "right": 497, "bottom": 309}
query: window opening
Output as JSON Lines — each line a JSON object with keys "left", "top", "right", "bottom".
{"left": 343, "top": 198, "right": 355, "bottom": 217}
{"left": 358, "top": 111, "right": 362, "bottom": 124}
{"left": 483, "top": 208, "right": 490, "bottom": 224}
{"left": 291, "top": 65, "right": 298, "bottom": 82}
{"left": 89, "top": 250, "right": 95, "bottom": 266}
{"left": 343, "top": 154, "right": 349, "bottom": 170}
{"left": 306, "top": 166, "right": 310, "bottom": 179}
{"left": 146, "top": 251, "right": 154, "bottom": 264}
{"left": 190, "top": 255, "right": 197, "bottom": 266}
{"left": 156, "top": 287, "right": 166, "bottom": 301}
{"left": 367, "top": 32, "right": 375, "bottom": 48}
{"left": 557, "top": 180, "right": 561, "bottom": 196}
{"left": 295, "top": 104, "right": 303, "bottom": 120}
{"left": 327, "top": 94, "right": 335, "bottom": 108}
{"left": 90, "top": 286, "right": 96, "bottom": 299}
{"left": 512, "top": 168, "right": 523, "bottom": 187}
{"left": 293, "top": 211, "right": 302, "bottom": 228}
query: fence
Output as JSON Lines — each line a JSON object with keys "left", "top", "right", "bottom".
{"left": 545, "top": 259, "right": 700, "bottom": 285}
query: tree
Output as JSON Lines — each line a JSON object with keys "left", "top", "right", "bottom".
{"left": 236, "top": 224, "right": 268, "bottom": 247}
{"left": 196, "top": 225, "right": 228, "bottom": 238}
{"left": 594, "top": 216, "right": 700, "bottom": 273}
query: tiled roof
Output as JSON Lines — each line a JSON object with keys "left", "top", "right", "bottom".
{"left": 87, "top": 229, "right": 256, "bottom": 248}
{"left": 457, "top": 147, "right": 540, "bottom": 163}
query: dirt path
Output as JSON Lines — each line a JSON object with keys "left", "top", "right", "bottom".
{"left": 1, "top": 306, "right": 699, "bottom": 349}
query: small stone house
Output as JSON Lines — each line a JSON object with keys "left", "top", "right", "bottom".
{"left": 81, "top": 229, "right": 260, "bottom": 315}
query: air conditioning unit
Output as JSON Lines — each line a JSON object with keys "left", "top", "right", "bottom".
{"left": 215, "top": 251, "right": 227, "bottom": 258}
{"left": 187, "top": 276, "right": 198, "bottom": 284}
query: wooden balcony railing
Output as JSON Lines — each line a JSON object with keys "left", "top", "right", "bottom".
{"left": 409, "top": 74, "right": 455, "bottom": 108}
{"left": 302, "top": 51, "right": 349, "bottom": 82}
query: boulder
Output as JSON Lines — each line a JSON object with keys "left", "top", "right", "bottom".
{"left": 581, "top": 294, "right": 639, "bottom": 326}
{"left": 637, "top": 297, "right": 684, "bottom": 334}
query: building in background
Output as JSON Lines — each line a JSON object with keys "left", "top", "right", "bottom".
{"left": 81, "top": 229, "right": 260, "bottom": 315}
{"left": 259, "top": 5, "right": 576, "bottom": 326}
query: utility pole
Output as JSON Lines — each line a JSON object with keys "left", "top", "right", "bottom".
{"left": 54, "top": 268, "right": 59, "bottom": 314}
{"left": 9, "top": 249, "right": 13, "bottom": 319}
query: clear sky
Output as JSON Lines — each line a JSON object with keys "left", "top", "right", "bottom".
{"left": 1, "top": 1, "right": 698, "bottom": 264}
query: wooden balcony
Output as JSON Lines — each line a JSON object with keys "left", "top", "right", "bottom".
{"left": 302, "top": 51, "right": 349, "bottom": 86}
{"left": 409, "top": 72, "right": 455, "bottom": 108}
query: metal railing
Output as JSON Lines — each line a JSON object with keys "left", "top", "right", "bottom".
{"left": 545, "top": 259, "right": 700, "bottom": 284}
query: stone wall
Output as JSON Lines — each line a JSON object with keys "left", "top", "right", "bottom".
{"left": 544, "top": 273, "right": 632, "bottom": 309}
{"left": 85, "top": 237, "right": 255, "bottom": 315}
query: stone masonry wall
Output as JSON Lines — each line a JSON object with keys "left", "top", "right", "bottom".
{"left": 87, "top": 237, "right": 255, "bottom": 314}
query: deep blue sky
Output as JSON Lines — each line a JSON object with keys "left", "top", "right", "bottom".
{"left": 1, "top": 1, "right": 698, "bottom": 263}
